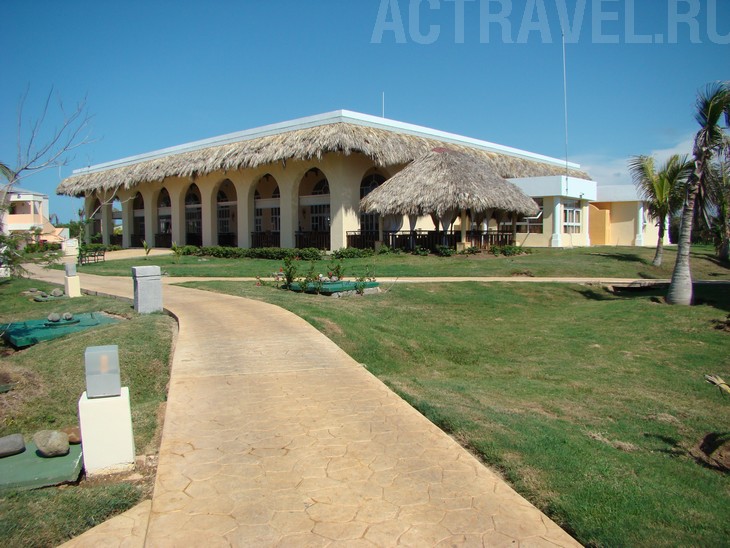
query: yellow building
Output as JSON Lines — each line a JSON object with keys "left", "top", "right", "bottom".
{"left": 1, "top": 185, "right": 67, "bottom": 244}
{"left": 57, "top": 111, "right": 619, "bottom": 251}
{"left": 589, "top": 185, "right": 666, "bottom": 247}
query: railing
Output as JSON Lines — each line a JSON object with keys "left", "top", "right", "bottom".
{"left": 218, "top": 233, "right": 237, "bottom": 247}
{"left": 155, "top": 233, "right": 172, "bottom": 248}
{"left": 251, "top": 232, "right": 280, "bottom": 248}
{"left": 186, "top": 233, "right": 203, "bottom": 247}
{"left": 463, "top": 230, "right": 513, "bottom": 249}
{"left": 130, "top": 234, "right": 145, "bottom": 248}
{"left": 346, "top": 231, "right": 379, "bottom": 250}
{"left": 295, "top": 231, "right": 330, "bottom": 250}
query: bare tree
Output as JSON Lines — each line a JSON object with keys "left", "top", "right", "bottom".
{"left": 1, "top": 87, "right": 93, "bottom": 274}
{"left": 8, "top": 86, "right": 93, "bottom": 186}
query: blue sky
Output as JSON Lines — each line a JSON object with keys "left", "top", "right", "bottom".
{"left": 2, "top": 0, "right": 728, "bottom": 222}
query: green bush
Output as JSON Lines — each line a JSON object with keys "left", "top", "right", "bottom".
{"left": 176, "top": 245, "right": 324, "bottom": 261}
{"left": 435, "top": 245, "right": 455, "bottom": 257}
{"left": 332, "top": 247, "right": 375, "bottom": 259}
{"left": 412, "top": 246, "right": 430, "bottom": 256}
{"left": 490, "top": 245, "right": 531, "bottom": 257}
{"left": 23, "top": 242, "right": 61, "bottom": 254}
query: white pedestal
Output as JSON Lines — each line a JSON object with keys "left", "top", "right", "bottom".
{"left": 78, "top": 387, "right": 135, "bottom": 476}
{"left": 65, "top": 275, "right": 82, "bottom": 298}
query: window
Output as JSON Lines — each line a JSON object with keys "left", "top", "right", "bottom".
{"left": 218, "top": 205, "right": 232, "bottom": 234}
{"left": 312, "top": 179, "right": 329, "bottom": 195}
{"left": 360, "top": 174, "right": 385, "bottom": 233}
{"left": 310, "top": 204, "right": 330, "bottom": 232}
{"left": 255, "top": 208, "right": 263, "bottom": 233}
{"left": 271, "top": 207, "right": 280, "bottom": 232}
{"left": 500, "top": 198, "right": 544, "bottom": 234}
{"left": 563, "top": 200, "right": 581, "bottom": 234}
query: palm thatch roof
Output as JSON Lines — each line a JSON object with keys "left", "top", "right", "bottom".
{"left": 360, "top": 148, "right": 539, "bottom": 217}
{"left": 57, "top": 120, "right": 590, "bottom": 197}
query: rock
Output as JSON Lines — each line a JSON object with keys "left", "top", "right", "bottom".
{"left": 61, "top": 426, "right": 81, "bottom": 444}
{"left": 39, "top": 291, "right": 48, "bottom": 298}
{"left": 50, "top": 288, "right": 64, "bottom": 297}
{"left": 47, "top": 312, "right": 61, "bottom": 322}
{"left": 0, "top": 434, "right": 25, "bottom": 458}
{"left": 62, "top": 312, "right": 74, "bottom": 321}
{"left": 33, "top": 430, "right": 69, "bottom": 457}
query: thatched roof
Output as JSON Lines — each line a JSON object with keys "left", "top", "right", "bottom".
{"left": 57, "top": 119, "right": 591, "bottom": 197}
{"left": 360, "top": 148, "right": 539, "bottom": 217}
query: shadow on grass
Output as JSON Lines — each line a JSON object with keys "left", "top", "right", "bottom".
{"left": 574, "top": 282, "right": 730, "bottom": 313}
{"left": 588, "top": 252, "right": 649, "bottom": 265}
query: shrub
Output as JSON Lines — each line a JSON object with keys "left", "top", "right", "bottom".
{"left": 412, "top": 246, "right": 430, "bottom": 256}
{"left": 490, "top": 245, "right": 531, "bottom": 257}
{"left": 23, "top": 242, "right": 61, "bottom": 254}
{"left": 332, "top": 247, "right": 374, "bottom": 259}
{"left": 435, "top": 245, "right": 455, "bottom": 257}
{"left": 460, "top": 246, "right": 480, "bottom": 255}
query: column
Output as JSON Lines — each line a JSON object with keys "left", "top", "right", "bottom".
{"left": 121, "top": 196, "right": 132, "bottom": 248}
{"left": 550, "top": 197, "right": 562, "bottom": 248}
{"left": 635, "top": 202, "right": 644, "bottom": 246}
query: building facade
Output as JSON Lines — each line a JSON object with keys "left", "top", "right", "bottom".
{"left": 57, "top": 111, "right": 654, "bottom": 251}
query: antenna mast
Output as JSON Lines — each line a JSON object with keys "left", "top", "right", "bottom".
{"left": 562, "top": 29, "right": 569, "bottom": 179}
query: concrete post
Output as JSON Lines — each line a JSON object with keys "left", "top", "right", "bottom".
{"left": 131, "top": 266, "right": 163, "bottom": 314}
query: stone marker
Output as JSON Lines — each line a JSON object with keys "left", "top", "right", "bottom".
{"left": 131, "top": 266, "right": 163, "bottom": 314}
{"left": 33, "top": 430, "right": 70, "bottom": 457}
{"left": 0, "top": 434, "right": 25, "bottom": 458}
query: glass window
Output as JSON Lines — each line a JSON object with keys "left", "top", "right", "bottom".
{"left": 563, "top": 200, "right": 581, "bottom": 234}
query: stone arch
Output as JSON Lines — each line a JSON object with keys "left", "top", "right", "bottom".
{"left": 156, "top": 188, "right": 172, "bottom": 247}
{"left": 297, "top": 167, "right": 330, "bottom": 249}
{"left": 355, "top": 169, "right": 388, "bottom": 249}
{"left": 216, "top": 179, "right": 238, "bottom": 246}
{"left": 185, "top": 183, "right": 202, "bottom": 246}
{"left": 252, "top": 173, "right": 281, "bottom": 248}
{"left": 131, "top": 192, "right": 145, "bottom": 247}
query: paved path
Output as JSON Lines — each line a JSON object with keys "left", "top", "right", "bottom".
{"left": 26, "top": 264, "right": 581, "bottom": 547}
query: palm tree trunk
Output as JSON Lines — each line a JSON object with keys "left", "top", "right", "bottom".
{"left": 652, "top": 221, "right": 665, "bottom": 267}
{"left": 667, "top": 179, "right": 699, "bottom": 305}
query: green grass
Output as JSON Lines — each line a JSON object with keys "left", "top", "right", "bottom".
{"left": 0, "top": 277, "right": 175, "bottom": 547}
{"left": 180, "top": 278, "right": 730, "bottom": 547}
{"left": 68, "top": 245, "right": 729, "bottom": 280}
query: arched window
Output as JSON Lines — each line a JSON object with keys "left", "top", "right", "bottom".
{"left": 360, "top": 174, "right": 386, "bottom": 233}
{"left": 312, "top": 179, "right": 330, "bottom": 195}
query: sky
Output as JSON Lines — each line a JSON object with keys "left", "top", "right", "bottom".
{"left": 2, "top": 0, "right": 728, "bottom": 222}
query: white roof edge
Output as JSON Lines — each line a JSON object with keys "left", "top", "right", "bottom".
{"left": 72, "top": 110, "right": 582, "bottom": 175}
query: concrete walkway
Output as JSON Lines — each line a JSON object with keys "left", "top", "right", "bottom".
{"left": 25, "top": 264, "right": 581, "bottom": 547}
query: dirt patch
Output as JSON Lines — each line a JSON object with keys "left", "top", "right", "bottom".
{"left": 689, "top": 432, "right": 730, "bottom": 472}
{"left": 0, "top": 364, "right": 45, "bottom": 421}
{"left": 318, "top": 318, "right": 344, "bottom": 338}
{"left": 77, "top": 453, "right": 159, "bottom": 497}
{"left": 587, "top": 431, "right": 639, "bottom": 452}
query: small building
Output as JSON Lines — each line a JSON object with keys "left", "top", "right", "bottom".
{"left": 58, "top": 110, "right": 611, "bottom": 251}
{"left": 0, "top": 185, "right": 67, "bottom": 243}
{"left": 589, "top": 184, "right": 666, "bottom": 247}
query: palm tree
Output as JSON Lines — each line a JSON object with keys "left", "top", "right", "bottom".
{"left": 0, "top": 161, "right": 15, "bottom": 183}
{"left": 629, "top": 154, "right": 688, "bottom": 266}
{"left": 667, "top": 82, "right": 730, "bottom": 305}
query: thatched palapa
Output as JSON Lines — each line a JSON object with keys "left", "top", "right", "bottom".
{"left": 57, "top": 117, "right": 590, "bottom": 197}
{"left": 360, "top": 148, "right": 539, "bottom": 218}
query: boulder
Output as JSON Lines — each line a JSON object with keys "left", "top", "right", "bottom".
{"left": 50, "top": 288, "right": 64, "bottom": 297}
{"left": 62, "top": 312, "right": 74, "bottom": 321}
{"left": 47, "top": 312, "right": 61, "bottom": 322}
{"left": 0, "top": 434, "right": 25, "bottom": 458}
{"left": 61, "top": 426, "right": 81, "bottom": 444}
{"left": 33, "top": 430, "right": 69, "bottom": 457}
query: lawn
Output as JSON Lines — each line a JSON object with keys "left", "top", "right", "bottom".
{"left": 179, "top": 278, "right": 730, "bottom": 547}
{"left": 0, "top": 277, "right": 175, "bottom": 547}
{"left": 69, "top": 245, "right": 730, "bottom": 281}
